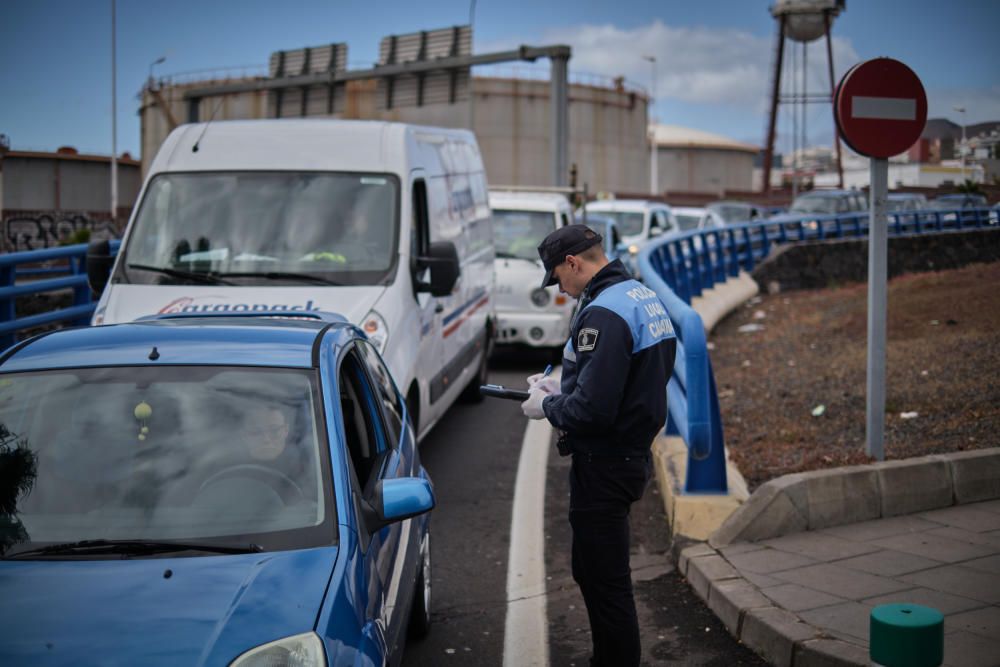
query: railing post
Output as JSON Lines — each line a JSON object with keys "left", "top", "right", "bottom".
{"left": 70, "top": 253, "right": 91, "bottom": 325}
{"left": 688, "top": 238, "right": 703, "bottom": 298}
{"left": 0, "top": 265, "right": 15, "bottom": 351}
{"left": 741, "top": 226, "right": 755, "bottom": 272}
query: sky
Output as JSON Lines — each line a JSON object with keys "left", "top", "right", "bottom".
{"left": 3, "top": 0, "right": 999, "bottom": 158}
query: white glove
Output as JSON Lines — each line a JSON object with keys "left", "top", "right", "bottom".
{"left": 521, "top": 387, "right": 548, "bottom": 420}
{"left": 527, "top": 374, "right": 561, "bottom": 395}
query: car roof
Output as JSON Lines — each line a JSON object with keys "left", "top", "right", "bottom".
{"left": 0, "top": 315, "right": 358, "bottom": 373}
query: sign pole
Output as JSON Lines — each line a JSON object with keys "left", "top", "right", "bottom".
{"left": 866, "top": 157, "right": 888, "bottom": 460}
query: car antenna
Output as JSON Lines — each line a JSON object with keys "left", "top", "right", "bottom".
{"left": 191, "top": 97, "right": 225, "bottom": 153}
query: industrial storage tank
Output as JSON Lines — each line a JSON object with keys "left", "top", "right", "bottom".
{"left": 138, "top": 32, "right": 649, "bottom": 193}
{"left": 651, "top": 124, "right": 759, "bottom": 196}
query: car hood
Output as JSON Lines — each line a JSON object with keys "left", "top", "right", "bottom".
{"left": 0, "top": 547, "right": 337, "bottom": 666}
{"left": 95, "top": 284, "right": 386, "bottom": 326}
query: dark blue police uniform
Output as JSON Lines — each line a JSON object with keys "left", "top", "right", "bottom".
{"left": 542, "top": 258, "right": 676, "bottom": 667}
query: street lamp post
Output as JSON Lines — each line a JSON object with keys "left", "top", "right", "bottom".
{"left": 953, "top": 105, "right": 967, "bottom": 181}
{"left": 149, "top": 55, "right": 166, "bottom": 89}
{"left": 110, "top": 0, "right": 117, "bottom": 223}
{"left": 643, "top": 55, "right": 657, "bottom": 196}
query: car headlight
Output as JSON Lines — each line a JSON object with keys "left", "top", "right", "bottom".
{"left": 628, "top": 245, "right": 639, "bottom": 255}
{"left": 362, "top": 309, "right": 389, "bottom": 353}
{"left": 229, "top": 632, "right": 325, "bottom": 667}
{"left": 530, "top": 288, "right": 550, "bottom": 307}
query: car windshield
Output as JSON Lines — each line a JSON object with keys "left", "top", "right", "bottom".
{"left": 675, "top": 214, "right": 703, "bottom": 232}
{"left": 592, "top": 211, "right": 644, "bottom": 237}
{"left": 790, "top": 195, "right": 840, "bottom": 215}
{"left": 0, "top": 366, "right": 333, "bottom": 557}
{"left": 709, "top": 204, "right": 751, "bottom": 224}
{"left": 492, "top": 209, "right": 556, "bottom": 260}
{"left": 119, "top": 171, "right": 399, "bottom": 286}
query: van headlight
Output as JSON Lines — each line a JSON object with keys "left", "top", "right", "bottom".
{"left": 229, "top": 632, "right": 325, "bottom": 666}
{"left": 362, "top": 309, "right": 389, "bottom": 353}
{"left": 530, "top": 288, "right": 550, "bottom": 307}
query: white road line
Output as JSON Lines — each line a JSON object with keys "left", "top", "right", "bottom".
{"left": 502, "top": 401, "right": 554, "bottom": 667}
{"left": 851, "top": 96, "right": 916, "bottom": 121}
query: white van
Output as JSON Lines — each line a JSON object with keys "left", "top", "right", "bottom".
{"left": 87, "top": 119, "right": 495, "bottom": 440}
{"left": 489, "top": 190, "right": 575, "bottom": 354}
{"left": 583, "top": 199, "right": 679, "bottom": 248}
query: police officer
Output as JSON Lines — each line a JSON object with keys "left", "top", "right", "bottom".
{"left": 521, "top": 224, "right": 676, "bottom": 667}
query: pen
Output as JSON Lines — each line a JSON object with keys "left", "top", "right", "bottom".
{"left": 542, "top": 364, "right": 553, "bottom": 377}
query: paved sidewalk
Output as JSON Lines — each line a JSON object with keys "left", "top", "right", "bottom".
{"left": 680, "top": 499, "right": 1000, "bottom": 667}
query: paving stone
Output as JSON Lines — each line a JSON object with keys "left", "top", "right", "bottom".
{"left": 741, "top": 570, "right": 783, "bottom": 588}
{"left": 878, "top": 457, "right": 953, "bottom": 517}
{"left": 863, "top": 586, "right": 985, "bottom": 615}
{"left": 834, "top": 548, "right": 944, "bottom": 577}
{"left": 759, "top": 531, "right": 880, "bottom": 561}
{"left": 710, "top": 480, "right": 808, "bottom": 546}
{"left": 759, "top": 583, "right": 846, "bottom": 612}
{"left": 793, "top": 638, "right": 869, "bottom": 667}
{"left": 819, "top": 514, "right": 939, "bottom": 542}
{"left": 919, "top": 505, "right": 1000, "bottom": 533}
{"left": 706, "top": 578, "right": 771, "bottom": 636}
{"left": 961, "top": 554, "right": 1000, "bottom": 575}
{"left": 901, "top": 565, "right": 1000, "bottom": 604}
{"left": 771, "top": 563, "right": 912, "bottom": 600}
{"left": 869, "top": 530, "right": 994, "bottom": 563}
{"left": 678, "top": 542, "right": 715, "bottom": 575}
{"left": 799, "top": 601, "right": 872, "bottom": 642}
{"left": 972, "top": 498, "right": 1000, "bottom": 514}
{"left": 948, "top": 449, "right": 1000, "bottom": 504}
{"left": 739, "top": 606, "right": 817, "bottom": 667}
{"left": 717, "top": 541, "right": 766, "bottom": 558}
{"left": 686, "top": 554, "right": 739, "bottom": 601}
{"left": 942, "top": 630, "right": 1000, "bottom": 667}
{"left": 946, "top": 606, "right": 1000, "bottom": 641}
{"left": 726, "top": 547, "right": 818, "bottom": 575}
{"left": 926, "top": 525, "right": 1000, "bottom": 547}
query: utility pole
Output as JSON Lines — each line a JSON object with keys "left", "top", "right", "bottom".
{"left": 953, "top": 106, "right": 967, "bottom": 181}
{"left": 110, "top": 0, "right": 118, "bottom": 223}
{"left": 643, "top": 55, "right": 658, "bottom": 196}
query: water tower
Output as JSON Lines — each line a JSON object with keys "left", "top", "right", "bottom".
{"left": 762, "top": 0, "right": 845, "bottom": 196}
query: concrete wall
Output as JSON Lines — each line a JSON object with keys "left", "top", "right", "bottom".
{"left": 1, "top": 155, "right": 141, "bottom": 212}
{"left": 656, "top": 147, "right": 755, "bottom": 195}
{"left": 140, "top": 76, "right": 650, "bottom": 192}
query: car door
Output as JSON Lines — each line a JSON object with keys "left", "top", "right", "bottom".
{"left": 337, "top": 343, "right": 410, "bottom": 662}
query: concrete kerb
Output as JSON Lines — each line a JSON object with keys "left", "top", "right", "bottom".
{"left": 679, "top": 449, "right": 1000, "bottom": 666}
{"left": 653, "top": 270, "right": 758, "bottom": 547}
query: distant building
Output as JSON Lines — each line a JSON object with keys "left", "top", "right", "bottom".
{"left": 650, "top": 124, "right": 758, "bottom": 195}
{"left": 0, "top": 147, "right": 140, "bottom": 251}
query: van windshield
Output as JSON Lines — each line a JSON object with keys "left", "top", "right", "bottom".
{"left": 592, "top": 211, "right": 644, "bottom": 238}
{"left": 0, "top": 366, "right": 334, "bottom": 558}
{"left": 119, "top": 172, "right": 399, "bottom": 286}
{"left": 493, "top": 209, "right": 557, "bottom": 260}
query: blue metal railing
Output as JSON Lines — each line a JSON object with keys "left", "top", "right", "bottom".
{"left": 639, "top": 205, "right": 996, "bottom": 492}
{"left": 0, "top": 241, "right": 120, "bottom": 350}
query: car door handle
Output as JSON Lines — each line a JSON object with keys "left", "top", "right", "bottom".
{"left": 434, "top": 303, "right": 444, "bottom": 314}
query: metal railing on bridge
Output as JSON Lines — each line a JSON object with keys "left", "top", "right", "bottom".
{"left": 639, "top": 206, "right": 996, "bottom": 493}
{"left": 0, "top": 241, "right": 120, "bottom": 350}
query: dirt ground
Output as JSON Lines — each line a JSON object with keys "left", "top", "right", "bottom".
{"left": 710, "top": 261, "right": 1000, "bottom": 491}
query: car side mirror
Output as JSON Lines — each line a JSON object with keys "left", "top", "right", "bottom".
{"left": 649, "top": 226, "right": 663, "bottom": 238}
{"left": 86, "top": 239, "right": 115, "bottom": 296}
{"left": 415, "top": 241, "right": 460, "bottom": 297}
{"left": 361, "top": 477, "right": 436, "bottom": 533}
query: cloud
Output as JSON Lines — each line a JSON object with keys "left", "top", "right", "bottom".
{"left": 533, "top": 20, "right": 859, "bottom": 115}
{"left": 926, "top": 85, "right": 1000, "bottom": 126}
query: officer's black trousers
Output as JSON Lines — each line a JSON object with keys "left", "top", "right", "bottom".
{"left": 569, "top": 452, "right": 652, "bottom": 667}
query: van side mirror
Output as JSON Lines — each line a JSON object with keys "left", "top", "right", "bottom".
{"left": 415, "top": 241, "right": 459, "bottom": 297}
{"left": 86, "top": 239, "right": 114, "bottom": 296}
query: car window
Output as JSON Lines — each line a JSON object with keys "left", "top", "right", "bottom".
{"left": 0, "top": 365, "right": 334, "bottom": 556}
{"left": 592, "top": 211, "right": 644, "bottom": 237}
{"left": 492, "top": 209, "right": 557, "bottom": 260}
{"left": 338, "top": 348, "right": 388, "bottom": 496}
{"left": 357, "top": 340, "right": 405, "bottom": 447}
{"left": 675, "top": 213, "right": 701, "bottom": 232}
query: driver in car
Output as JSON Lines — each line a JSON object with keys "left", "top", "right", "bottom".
{"left": 246, "top": 406, "right": 291, "bottom": 463}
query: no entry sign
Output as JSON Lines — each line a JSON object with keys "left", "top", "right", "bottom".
{"left": 835, "top": 58, "right": 927, "bottom": 158}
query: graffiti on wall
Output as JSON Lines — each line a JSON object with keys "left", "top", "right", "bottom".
{"left": 3, "top": 212, "right": 121, "bottom": 252}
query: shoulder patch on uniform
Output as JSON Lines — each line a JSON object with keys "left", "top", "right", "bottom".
{"left": 578, "top": 327, "right": 599, "bottom": 352}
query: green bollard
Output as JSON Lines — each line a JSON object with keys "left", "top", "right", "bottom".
{"left": 870, "top": 603, "right": 944, "bottom": 667}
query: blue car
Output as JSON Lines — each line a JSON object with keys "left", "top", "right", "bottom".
{"left": 0, "top": 312, "right": 434, "bottom": 666}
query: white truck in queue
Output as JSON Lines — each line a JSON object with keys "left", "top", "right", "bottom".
{"left": 87, "top": 118, "right": 496, "bottom": 440}
{"left": 488, "top": 189, "right": 576, "bottom": 358}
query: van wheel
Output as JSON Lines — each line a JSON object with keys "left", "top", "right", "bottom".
{"left": 408, "top": 528, "right": 432, "bottom": 639}
{"left": 460, "top": 328, "right": 492, "bottom": 403}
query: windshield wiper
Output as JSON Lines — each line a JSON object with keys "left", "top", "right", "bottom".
{"left": 3, "top": 538, "right": 264, "bottom": 559}
{"left": 218, "top": 271, "right": 343, "bottom": 286}
{"left": 127, "top": 263, "right": 234, "bottom": 285}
